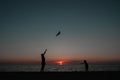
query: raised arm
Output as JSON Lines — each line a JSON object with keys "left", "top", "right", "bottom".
{"left": 43, "top": 49, "right": 47, "bottom": 55}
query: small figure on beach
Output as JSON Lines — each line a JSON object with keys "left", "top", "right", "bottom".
{"left": 80, "top": 60, "right": 89, "bottom": 72}
{"left": 40, "top": 49, "right": 47, "bottom": 72}
{"left": 83, "top": 60, "right": 89, "bottom": 72}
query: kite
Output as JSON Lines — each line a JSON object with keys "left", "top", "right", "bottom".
{"left": 56, "top": 30, "right": 61, "bottom": 37}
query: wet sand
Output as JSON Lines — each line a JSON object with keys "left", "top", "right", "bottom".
{"left": 0, "top": 71, "right": 120, "bottom": 80}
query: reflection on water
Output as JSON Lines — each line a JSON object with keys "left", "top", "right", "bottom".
{"left": 0, "top": 64, "right": 120, "bottom": 72}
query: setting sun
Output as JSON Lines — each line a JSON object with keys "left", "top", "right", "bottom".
{"left": 57, "top": 61, "right": 63, "bottom": 65}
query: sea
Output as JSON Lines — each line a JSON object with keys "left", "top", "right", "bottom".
{"left": 0, "top": 63, "right": 120, "bottom": 72}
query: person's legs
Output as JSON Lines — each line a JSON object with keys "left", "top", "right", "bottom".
{"left": 85, "top": 67, "right": 88, "bottom": 72}
{"left": 41, "top": 64, "right": 45, "bottom": 72}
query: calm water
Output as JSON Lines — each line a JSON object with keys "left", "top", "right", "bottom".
{"left": 0, "top": 64, "right": 120, "bottom": 72}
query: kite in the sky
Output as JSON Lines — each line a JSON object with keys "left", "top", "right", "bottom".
{"left": 56, "top": 30, "right": 61, "bottom": 37}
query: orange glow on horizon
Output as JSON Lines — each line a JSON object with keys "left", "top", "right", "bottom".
{"left": 56, "top": 61, "right": 64, "bottom": 65}
{"left": 1, "top": 55, "right": 120, "bottom": 64}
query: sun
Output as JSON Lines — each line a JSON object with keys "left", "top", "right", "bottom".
{"left": 57, "top": 61, "right": 63, "bottom": 65}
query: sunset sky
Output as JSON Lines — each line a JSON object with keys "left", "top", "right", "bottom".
{"left": 0, "top": 0, "right": 120, "bottom": 63}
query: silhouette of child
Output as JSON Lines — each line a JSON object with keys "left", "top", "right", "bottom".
{"left": 84, "top": 60, "right": 89, "bottom": 72}
{"left": 81, "top": 60, "right": 89, "bottom": 72}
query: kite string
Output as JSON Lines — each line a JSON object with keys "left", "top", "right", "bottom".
{"left": 45, "top": 35, "right": 58, "bottom": 52}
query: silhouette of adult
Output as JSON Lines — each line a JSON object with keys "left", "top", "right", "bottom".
{"left": 40, "top": 49, "right": 47, "bottom": 72}
{"left": 83, "top": 60, "right": 89, "bottom": 72}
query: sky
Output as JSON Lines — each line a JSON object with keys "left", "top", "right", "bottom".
{"left": 0, "top": 0, "right": 120, "bottom": 63}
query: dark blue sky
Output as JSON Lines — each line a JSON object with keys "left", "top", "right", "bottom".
{"left": 0, "top": 0, "right": 120, "bottom": 62}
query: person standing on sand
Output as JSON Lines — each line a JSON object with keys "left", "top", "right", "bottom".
{"left": 83, "top": 60, "right": 89, "bottom": 72}
{"left": 80, "top": 60, "right": 89, "bottom": 72}
{"left": 40, "top": 49, "right": 47, "bottom": 72}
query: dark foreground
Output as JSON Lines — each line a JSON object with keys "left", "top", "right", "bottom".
{"left": 0, "top": 71, "right": 120, "bottom": 80}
